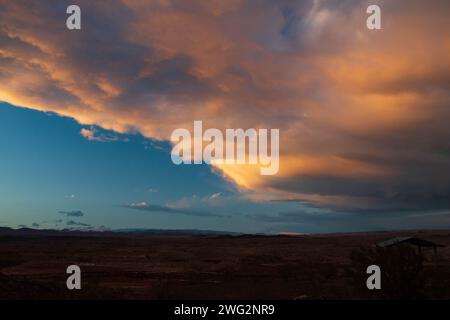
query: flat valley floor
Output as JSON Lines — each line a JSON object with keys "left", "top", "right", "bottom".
{"left": 1, "top": 230, "right": 450, "bottom": 299}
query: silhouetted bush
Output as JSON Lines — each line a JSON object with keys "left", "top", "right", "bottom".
{"left": 348, "top": 245, "right": 428, "bottom": 299}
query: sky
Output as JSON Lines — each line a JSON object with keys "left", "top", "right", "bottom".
{"left": 1, "top": 0, "right": 450, "bottom": 233}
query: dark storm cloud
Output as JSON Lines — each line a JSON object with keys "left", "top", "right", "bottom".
{"left": 251, "top": 209, "right": 450, "bottom": 233}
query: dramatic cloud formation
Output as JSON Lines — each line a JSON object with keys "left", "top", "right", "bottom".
{"left": 1, "top": 0, "right": 450, "bottom": 214}
{"left": 59, "top": 210, "right": 85, "bottom": 217}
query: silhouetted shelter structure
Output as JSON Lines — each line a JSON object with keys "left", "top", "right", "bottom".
{"left": 377, "top": 237, "right": 445, "bottom": 256}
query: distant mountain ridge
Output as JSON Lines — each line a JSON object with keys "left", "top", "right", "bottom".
{"left": 0, "top": 226, "right": 242, "bottom": 237}
{"left": 114, "top": 228, "right": 242, "bottom": 236}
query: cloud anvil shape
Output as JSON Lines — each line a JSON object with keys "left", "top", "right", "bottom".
{"left": 1, "top": 0, "right": 450, "bottom": 212}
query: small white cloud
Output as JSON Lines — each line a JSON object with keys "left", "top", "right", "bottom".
{"left": 80, "top": 127, "right": 128, "bottom": 143}
{"left": 208, "top": 192, "right": 222, "bottom": 200}
{"left": 129, "top": 201, "right": 148, "bottom": 209}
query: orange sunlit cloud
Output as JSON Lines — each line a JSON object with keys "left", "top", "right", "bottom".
{"left": 1, "top": 0, "right": 450, "bottom": 212}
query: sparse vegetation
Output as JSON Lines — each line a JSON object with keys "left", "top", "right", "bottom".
{"left": 0, "top": 229, "right": 449, "bottom": 299}
{"left": 349, "top": 245, "right": 450, "bottom": 299}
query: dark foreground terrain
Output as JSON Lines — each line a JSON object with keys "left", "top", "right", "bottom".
{"left": 1, "top": 228, "right": 449, "bottom": 299}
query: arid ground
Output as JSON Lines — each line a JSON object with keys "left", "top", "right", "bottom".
{"left": 1, "top": 228, "right": 450, "bottom": 300}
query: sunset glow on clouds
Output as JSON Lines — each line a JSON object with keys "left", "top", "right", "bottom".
{"left": 1, "top": 0, "right": 450, "bottom": 220}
